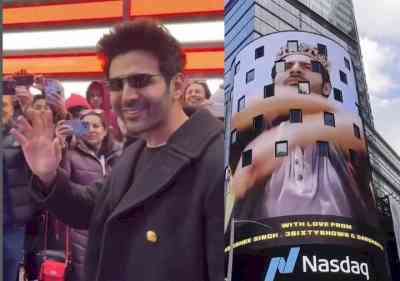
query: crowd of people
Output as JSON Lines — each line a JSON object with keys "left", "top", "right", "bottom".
{"left": 3, "top": 18, "right": 224, "bottom": 281}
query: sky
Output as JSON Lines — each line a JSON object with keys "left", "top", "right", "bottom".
{"left": 353, "top": 0, "right": 400, "bottom": 155}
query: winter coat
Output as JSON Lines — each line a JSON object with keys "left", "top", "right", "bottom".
{"left": 2, "top": 131, "right": 36, "bottom": 226}
{"left": 31, "top": 109, "right": 224, "bottom": 281}
{"left": 60, "top": 138, "right": 122, "bottom": 281}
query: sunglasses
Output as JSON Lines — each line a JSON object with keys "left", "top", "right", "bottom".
{"left": 108, "top": 73, "right": 161, "bottom": 91}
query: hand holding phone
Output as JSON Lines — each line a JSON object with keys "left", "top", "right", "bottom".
{"left": 3, "top": 80, "right": 17, "bottom": 95}
{"left": 64, "top": 120, "right": 90, "bottom": 137}
{"left": 15, "top": 74, "right": 34, "bottom": 87}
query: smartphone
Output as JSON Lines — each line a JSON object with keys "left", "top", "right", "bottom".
{"left": 44, "top": 79, "right": 63, "bottom": 97}
{"left": 15, "top": 75, "right": 34, "bottom": 87}
{"left": 64, "top": 120, "right": 90, "bottom": 137}
{"left": 3, "top": 80, "right": 17, "bottom": 95}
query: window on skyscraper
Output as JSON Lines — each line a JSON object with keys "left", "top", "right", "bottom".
{"left": 317, "top": 141, "right": 329, "bottom": 157}
{"left": 237, "top": 95, "right": 245, "bottom": 112}
{"left": 231, "top": 129, "right": 238, "bottom": 145}
{"left": 298, "top": 81, "right": 310, "bottom": 95}
{"left": 324, "top": 112, "right": 335, "bottom": 127}
{"left": 246, "top": 69, "right": 255, "bottom": 83}
{"left": 287, "top": 40, "right": 298, "bottom": 52}
{"left": 264, "top": 84, "right": 274, "bottom": 98}
{"left": 340, "top": 70, "right": 348, "bottom": 84}
{"left": 234, "top": 61, "right": 240, "bottom": 75}
{"left": 255, "top": 46, "right": 264, "bottom": 59}
{"left": 290, "top": 109, "right": 302, "bottom": 123}
{"left": 311, "top": 61, "right": 322, "bottom": 73}
{"left": 242, "top": 149, "right": 252, "bottom": 167}
{"left": 275, "top": 61, "right": 285, "bottom": 73}
{"left": 334, "top": 88, "right": 343, "bottom": 102}
{"left": 353, "top": 124, "right": 361, "bottom": 139}
{"left": 275, "top": 141, "right": 288, "bottom": 157}
{"left": 317, "top": 43, "right": 328, "bottom": 56}
{"left": 344, "top": 57, "right": 351, "bottom": 70}
{"left": 253, "top": 115, "right": 265, "bottom": 135}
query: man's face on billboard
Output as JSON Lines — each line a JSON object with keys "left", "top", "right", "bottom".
{"left": 274, "top": 54, "right": 326, "bottom": 96}
{"left": 109, "top": 50, "right": 173, "bottom": 137}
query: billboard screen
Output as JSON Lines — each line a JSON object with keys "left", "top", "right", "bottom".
{"left": 225, "top": 31, "right": 390, "bottom": 281}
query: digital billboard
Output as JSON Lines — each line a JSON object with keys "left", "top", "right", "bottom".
{"left": 225, "top": 31, "right": 390, "bottom": 281}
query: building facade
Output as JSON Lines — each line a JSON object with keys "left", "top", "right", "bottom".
{"left": 224, "top": 0, "right": 400, "bottom": 279}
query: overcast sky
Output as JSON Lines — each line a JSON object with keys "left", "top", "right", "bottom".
{"left": 353, "top": 0, "right": 400, "bottom": 155}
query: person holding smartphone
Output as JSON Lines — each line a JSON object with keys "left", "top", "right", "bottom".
{"left": 12, "top": 19, "right": 224, "bottom": 281}
{"left": 55, "top": 109, "right": 122, "bottom": 281}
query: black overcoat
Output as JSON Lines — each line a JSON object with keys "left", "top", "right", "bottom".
{"left": 31, "top": 110, "right": 224, "bottom": 281}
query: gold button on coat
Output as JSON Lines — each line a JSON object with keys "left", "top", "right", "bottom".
{"left": 146, "top": 230, "right": 158, "bottom": 243}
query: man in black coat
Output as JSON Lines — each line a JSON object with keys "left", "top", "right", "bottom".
{"left": 12, "top": 19, "right": 224, "bottom": 281}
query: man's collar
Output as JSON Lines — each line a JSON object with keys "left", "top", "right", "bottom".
{"left": 167, "top": 109, "right": 223, "bottom": 160}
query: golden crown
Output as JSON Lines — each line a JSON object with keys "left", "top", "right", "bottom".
{"left": 276, "top": 42, "right": 330, "bottom": 70}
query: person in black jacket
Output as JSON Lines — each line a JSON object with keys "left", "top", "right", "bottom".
{"left": 3, "top": 94, "right": 36, "bottom": 281}
{"left": 12, "top": 18, "right": 224, "bottom": 281}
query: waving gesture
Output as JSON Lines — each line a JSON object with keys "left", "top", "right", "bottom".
{"left": 11, "top": 108, "right": 62, "bottom": 185}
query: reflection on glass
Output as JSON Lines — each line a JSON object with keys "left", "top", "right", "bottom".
{"left": 287, "top": 40, "right": 298, "bottom": 52}
{"left": 275, "top": 141, "right": 288, "bottom": 157}
{"left": 298, "top": 81, "right": 310, "bottom": 95}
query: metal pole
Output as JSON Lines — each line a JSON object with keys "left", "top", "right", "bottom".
{"left": 227, "top": 218, "right": 235, "bottom": 281}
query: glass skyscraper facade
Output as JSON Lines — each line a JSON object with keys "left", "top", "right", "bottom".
{"left": 225, "top": 0, "right": 400, "bottom": 278}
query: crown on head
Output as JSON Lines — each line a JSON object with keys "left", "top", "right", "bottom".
{"left": 276, "top": 42, "right": 330, "bottom": 70}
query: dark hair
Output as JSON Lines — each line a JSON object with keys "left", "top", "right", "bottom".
{"left": 271, "top": 60, "right": 331, "bottom": 86}
{"left": 184, "top": 81, "right": 212, "bottom": 99}
{"left": 32, "top": 94, "right": 46, "bottom": 105}
{"left": 97, "top": 18, "right": 186, "bottom": 83}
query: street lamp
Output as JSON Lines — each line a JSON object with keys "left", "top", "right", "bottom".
{"left": 226, "top": 218, "right": 272, "bottom": 281}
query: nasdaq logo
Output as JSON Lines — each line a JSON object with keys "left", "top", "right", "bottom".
{"left": 264, "top": 247, "right": 370, "bottom": 281}
{"left": 264, "top": 247, "right": 300, "bottom": 281}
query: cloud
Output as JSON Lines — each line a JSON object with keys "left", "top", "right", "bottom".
{"left": 359, "top": 36, "right": 400, "bottom": 155}
{"left": 360, "top": 38, "right": 400, "bottom": 98}
{"left": 370, "top": 95, "right": 400, "bottom": 154}
{"left": 353, "top": 0, "right": 400, "bottom": 43}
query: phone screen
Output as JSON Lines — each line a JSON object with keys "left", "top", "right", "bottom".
{"left": 3, "top": 80, "right": 17, "bottom": 95}
{"left": 15, "top": 75, "right": 34, "bottom": 87}
{"left": 65, "top": 120, "right": 90, "bottom": 137}
{"left": 44, "top": 79, "right": 63, "bottom": 97}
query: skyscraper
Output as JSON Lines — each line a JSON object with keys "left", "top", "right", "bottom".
{"left": 224, "top": 0, "right": 399, "bottom": 279}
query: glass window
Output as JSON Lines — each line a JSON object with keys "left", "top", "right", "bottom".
{"left": 234, "top": 61, "right": 240, "bottom": 75}
{"left": 298, "top": 81, "right": 310, "bottom": 95}
{"left": 290, "top": 109, "right": 302, "bottom": 123}
{"left": 340, "top": 70, "right": 348, "bottom": 84}
{"left": 255, "top": 46, "right": 264, "bottom": 59}
{"left": 275, "top": 60, "right": 285, "bottom": 73}
{"left": 287, "top": 40, "right": 298, "bottom": 52}
{"left": 231, "top": 129, "right": 238, "bottom": 145}
{"left": 353, "top": 124, "right": 361, "bottom": 139}
{"left": 324, "top": 112, "right": 335, "bottom": 127}
{"left": 317, "top": 141, "right": 329, "bottom": 156}
{"left": 311, "top": 61, "right": 322, "bottom": 73}
{"left": 317, "top": 43, "right": 327, "bottom": 56}
{"left": 264, "top": 84, "right": 274, "bottom": 98}
{"left": 246, "top": 69, "right": 255, "bottom": 83}
{"left": 253, "top": 114, "right": 265, "bottom": 134}
{"left": 333, "top": 88, "right": 343, "bottom": 102}
{"left": 242, "top": 149, "right": 252, "bottom": 167}
{"left": 275, "top": 141, "right": 288, "bottom": 157}
{"left": 349, "top": 149, "right": 358, "bottom": 164}
{"left": 344, "top": 57, "right": 351, "bottom": 70}
{"left": 238, "top": 95, "right": 245, "bottom": 112}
